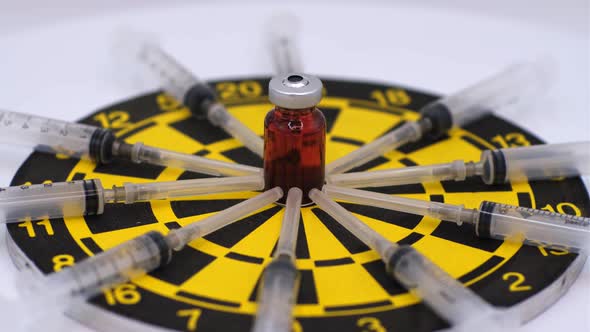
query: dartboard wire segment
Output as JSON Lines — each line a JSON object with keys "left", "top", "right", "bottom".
{"left": 6, "top": 77, "right": 589, "bottom": 332}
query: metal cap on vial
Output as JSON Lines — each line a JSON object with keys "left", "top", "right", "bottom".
{"left": 269, "top": 73, "right": 323, "bottom": 109}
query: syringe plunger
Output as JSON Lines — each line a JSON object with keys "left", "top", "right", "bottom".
{"left": 267, "top": 12, "right": 303, "bottom": 75}
{"left": 429, "top": 59, "right": 555, "bottom": 129}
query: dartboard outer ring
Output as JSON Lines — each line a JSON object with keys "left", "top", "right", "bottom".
{"left": 5, "top": 76, "right": 590, "bottom": 332}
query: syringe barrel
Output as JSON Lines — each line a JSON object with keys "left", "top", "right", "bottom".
{"left": 252, "top": 256, "right": 300, "bottom": 332}
{"left": 480, "top": 142, "right": 590, "bottom": 184}
{"left": 477, "top": 201, "right": 590, "bottom": 252}
{"left": 41, "top": 230, "right": 171, "bottom": 300}
{"left": 120, "top": 175, "right": 264, "bottom": 203}
{"left": 421, "top": 60, "right": 552, "bottom": 133}
{"left": 0, "top": 179, "right": 104, "bottom": 223}
{"left": 0, "top": 110, "right": 115, "bottom": 163}
{"left": 326, "top": 121, "right": 423, "bottom": 174}
{"left": 386, "top": 246, "right": 496, "bottom": 326}
{"left": 125, "top": 142, "right": 262, "bottom": 177}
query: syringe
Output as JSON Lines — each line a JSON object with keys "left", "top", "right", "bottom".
{"left": 267, "top": 13, "right": 304, "bottom": 76}
{"left": 327, "top": 141, "right": 590, "bottom": 188}
{"left": 0, "top": 175, "right": 263, "bottom": 223}
{"left": 115, "top": 34, "right": 264, "bottom": 156}
{"left": 308, "top": 189, "right": 515, "bottom": 330}
{"left": 14, "top": 188, "right": 283, "bottom": 322}
{"left": 326, "top": 60, "right": 553, "bottom": 174}
{"left": 324, "top": 185, "right": 590, "bottom": 252}
{"left": 0, "top": 110, "right": 260, "bottom": 176}
{"left": 252, "top": 188, "right": 302, "bottom": 332}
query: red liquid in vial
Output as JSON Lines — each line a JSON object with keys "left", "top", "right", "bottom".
{"left": 264, "top": 106, "right": 326, "bottom": 204}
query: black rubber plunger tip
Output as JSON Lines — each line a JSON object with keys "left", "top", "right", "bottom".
{"left": 183, "top": 83, "right": 217, "bottom": 118}
{"left": 89, "top": 128, "right": 115, "bottom": 164}
{"left": 420, "top": 102, "right": 453, "bottom": 139}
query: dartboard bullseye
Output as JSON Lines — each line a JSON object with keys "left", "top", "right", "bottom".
{"left": 6, "top": 77, "right": 588, "bottom": 332}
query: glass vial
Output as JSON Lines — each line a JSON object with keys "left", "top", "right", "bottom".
{"left": 264, "top": 74, "right": 326, "bottom": 204}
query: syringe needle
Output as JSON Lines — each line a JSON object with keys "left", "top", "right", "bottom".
{"left": 14, "top": 188, "right": 283, "bottom": 324}
{"left": 326, "top": 59, "right": 554, "bottom": 174}
{"left": 327, "top": 160, "right": 479, "bottom": 188}
{"left": 113, "top": 33, "right": 264, "bottom": 156}
{"left": 327, "top": 141, "right": 590, "bottom": 188}
{"left": 0, "top": 175, "right": 264, "bottom": 223}
{"left": 112, "top": 141, "right": 262, "bottom": 177}
{"left": 324, "top": 185, "right": 590, "bottom": 253}
{"left": 252, "top": 188, "right": 302, "bottom": 332}
{"left": 0, "top": 110, "right": 261, "bottom": 176}
{"left": 166, "top": 187, "right": 283, "bottom": 250}
{"left": 308, "top": 189, "right": 513, "bottom": 329}
{"left": 267, "top": 13, "right": 304, "bottom": 75}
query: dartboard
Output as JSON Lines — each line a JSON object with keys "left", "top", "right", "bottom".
{"left": 6, "top": 77, "right": 589, "bottom": 332}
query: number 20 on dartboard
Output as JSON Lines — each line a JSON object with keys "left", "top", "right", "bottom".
{"left": 216, "top": 81, "right": 263, "bottom": 101}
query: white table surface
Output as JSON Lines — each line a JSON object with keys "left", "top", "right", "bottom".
{"left": 0, "top": 1, "right": 588, "bottom": 331}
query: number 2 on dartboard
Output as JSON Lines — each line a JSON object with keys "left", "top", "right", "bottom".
{"left": 502, "top": 272, "right": 532, "bottom": 292}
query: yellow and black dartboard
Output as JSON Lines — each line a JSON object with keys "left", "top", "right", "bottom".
{"left": 6, "top": 77, "right": 589, "bottom": 332}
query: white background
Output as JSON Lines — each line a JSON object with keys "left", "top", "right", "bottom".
{"left": 0, "top": 1, "right": 588, "bottom": 331}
